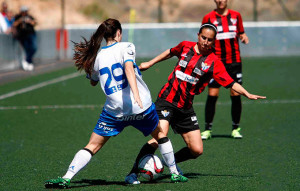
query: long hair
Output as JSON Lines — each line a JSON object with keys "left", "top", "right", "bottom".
{"left": 73, "top": 18, "right": 122, "bottom": 75}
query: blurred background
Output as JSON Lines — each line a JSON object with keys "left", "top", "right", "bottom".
{"left": 0, "top": 0, "right": 300, "bottom": 74}
{"left": 5, "top": 0, "right": 300, "bottom": 29}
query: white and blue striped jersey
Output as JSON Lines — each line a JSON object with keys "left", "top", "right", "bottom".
{"left": 90, "top": 42, "right": 152, "bottom": 117}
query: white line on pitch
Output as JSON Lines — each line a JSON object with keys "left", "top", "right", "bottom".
{"left": 0, "top": 99, "right": 299, "bottom": 110}
{"left": 0, "top": 72, "right": 82, "bottom": 101}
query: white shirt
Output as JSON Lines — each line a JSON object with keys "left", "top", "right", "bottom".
{"left": 0, "top": 14, "right": 8, "bottom": 33}
{"left": 91, "top": 42, "right": 152, "bottom": 117}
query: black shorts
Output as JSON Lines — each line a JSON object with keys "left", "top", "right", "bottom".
{"left": 208, "top": 62, "right": 242, "bottom": 88}
{"left": 155, "top": 98, "right": 200, "bottom": 134}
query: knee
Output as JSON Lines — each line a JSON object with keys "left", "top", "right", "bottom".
{"left": 190, "top": 146, "right": 203, "bottom": 158}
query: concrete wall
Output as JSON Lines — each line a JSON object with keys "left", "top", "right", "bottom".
{"left": 1, "top": 21, "right": 299, "bottom": 73}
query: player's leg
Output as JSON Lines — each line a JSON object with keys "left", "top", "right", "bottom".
{"left": 150, "top": 124, "right": 188, "bottom": 183}
{"left": 126, "top": 103, "right": 187, "bottom": 183}
{"left": 45, "top": 133, "right": 111, "bottom": 189}
{"left": 203, "top": 85, "right": 220, "bottom": 140}
{"left": 175, "top": 129, "right": 203, "bottom": 163}
{"left": 127, "top": 119, "right": 170, "bottom": 176}
{"left": 229, "top": 63, "right": 243, "bottom": 138}
{"left": 45, "top": 109, "right": 119, "bottom": 188}
{"left": 230, "top": 88, "right": 242, "bottom": 138}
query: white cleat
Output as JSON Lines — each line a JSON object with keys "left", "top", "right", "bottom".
{"left": 125, "top": 173, "right": 140, "bottom": 185}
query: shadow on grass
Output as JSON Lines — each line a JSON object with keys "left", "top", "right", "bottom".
{"left": 69, "top": 172, "right": 252, "bottom": 188}
{"left": 70, "top": 179, "right": 126, "bottom": 188}
{"left": 211, "top": 134, "right": 232, "bottom": 139}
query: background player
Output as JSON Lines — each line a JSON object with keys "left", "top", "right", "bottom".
{"left": 125, "top": 23, "right": 265, "bottom": 182}
{"left": 44, "top": 18, "right": 187, "bottom": 189}
{"left": 201, "top": 0, "right": 249, "bottom": 139}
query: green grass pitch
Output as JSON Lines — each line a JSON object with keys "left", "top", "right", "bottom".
{"left": 0, "top": 56, "right": 299, "bottom": 190}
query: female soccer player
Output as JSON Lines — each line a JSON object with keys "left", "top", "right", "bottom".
{"left": 126, "top": 23, "right": 265, "bottom": 181}
{"left": 202, "top": 0, "right": 249, "bottom": 139}
{"left": 44, "top": 18, "right": 187, "bottom": 189}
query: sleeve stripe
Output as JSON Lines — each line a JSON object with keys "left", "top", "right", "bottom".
{"left": 124, "top": 59, "right": 134, "bottom": 64}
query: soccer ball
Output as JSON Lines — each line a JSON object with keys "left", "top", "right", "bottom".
{"left": 138, "top": 154, "right": 164, "bottom": 181}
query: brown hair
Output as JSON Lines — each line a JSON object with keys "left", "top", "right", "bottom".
{"left": 73, "top": 18, "right": 122, "bottom": 75}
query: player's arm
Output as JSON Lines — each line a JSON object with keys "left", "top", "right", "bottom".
{"left": 90, "top": 79, "right": 98, "bottom": 86}
{"left": 239, "top": 33, "right": 249, "bottom": 44}
{"left": 231, "top": 82, "right": 266, "bottom": 100}
{"left": 213, "top": 59, "right": 265, "bottom": 100}
{"left": 237, "top": 12, "right": 249, "bottom": 44}
{"left": 86, "top": 71, "right": 99, "bottom": 86}
{"left": 125, "top": 61, "right": 143, "bottom": 109}
{"left": 139, "top": 49, "right": 172, "bottom": 71}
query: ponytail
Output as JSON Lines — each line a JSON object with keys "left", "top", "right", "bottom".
{"left": 73, "top": 23, "right": 106, "bottom": 75}
{"left": 73, "top": 18, "right": 122, "bottom": 75}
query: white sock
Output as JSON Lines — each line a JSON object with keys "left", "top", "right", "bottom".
{"left": 63, "top": 149, "right": 92, "bottom": 180}
{"left": 158, "top": 139, "right": 178, "bottom": 175}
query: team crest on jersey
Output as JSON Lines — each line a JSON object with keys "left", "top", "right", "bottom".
{"left": 161, "top": 110, "right": 170, "bottom": 117}
{"left": 213, "top": 20, "right": 218, "bottom": 25}
{"left": 191, "top": 116, "right": 198, "bottom": 125}
{"left": 179, "top": 60, "right": 188, "bottom": 68}
{"left": 193, "top": 68, "right": 204, "bottom": 76}
{"left": 201, "top": 62, "right": 210, "bottom": 71}
{"left": 127, "top": 49, "right": 134, "bottom": 55}
{"left": 230, "top": 18, "right": 237, "bottom": 24}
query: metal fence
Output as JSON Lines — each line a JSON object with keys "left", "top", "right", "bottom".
{"left": 1, "top": 21, "right": 300, "bottom": 73}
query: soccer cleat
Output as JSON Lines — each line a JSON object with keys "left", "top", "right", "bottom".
{"left": 125, "top": 173, "right": 140, "bottom": 185}
{"left": 44, "top": 177, "right": 70, "bottom": 189}
{"left": 231, "top": 128, "right": 243, "bottom": 139}
{"left": 171, "top": 174, "right": 188, "bottom": 183}
{"left": 201, "top": 130, "right": 212, "bottom": 140}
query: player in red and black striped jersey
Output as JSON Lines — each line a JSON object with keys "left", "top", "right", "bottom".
{"left": 126, "top": 24, "right": 265, "bottom": 180}
{"left": 202, "top": 0, "right": 249, "bottom": 140}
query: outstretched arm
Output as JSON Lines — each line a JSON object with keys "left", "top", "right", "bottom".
{"left": 232, "top": 82, "right": 266, "bottom": 100}
{"left": 139, "top": 49, "right": 172, "bottom": 71}
{"left": 125, "top": 61, "right": 143, "bottom": 109}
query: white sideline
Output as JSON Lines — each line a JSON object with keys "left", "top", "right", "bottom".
{"left": 0, "top": 99, "right": 299, "bottom": 110}
{"left": 0, "top": 72, "right": 81, "bottom": 101}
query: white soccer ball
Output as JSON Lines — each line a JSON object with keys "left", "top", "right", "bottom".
{"left": 138, "top": 154, "right": 164, "bottom": 181}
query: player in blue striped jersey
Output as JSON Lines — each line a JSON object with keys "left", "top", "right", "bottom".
{"left": 44, "top": 18, "right": 187, "bottom": 189}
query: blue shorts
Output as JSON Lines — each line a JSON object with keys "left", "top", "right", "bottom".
{"left": 93, "top": 103, "right": 159, "bottom": 137}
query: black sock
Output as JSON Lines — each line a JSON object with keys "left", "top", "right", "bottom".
{"left": 129, "top": 143, "right": 156, "bottom": 174}
{"left": 205, "top": 95, "right": 218, "bottom": 130}
{"left": 174, "top": 147, "right": 197, "bottom": 163}
{"left": 231, "top": 95, "right": 242, "bottom": 130}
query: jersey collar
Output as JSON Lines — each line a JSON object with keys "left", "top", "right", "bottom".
{"left": 102, "top": 42, "right": 118, "bottom": 49}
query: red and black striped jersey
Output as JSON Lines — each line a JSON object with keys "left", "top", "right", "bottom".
{"left": 202, "top": 9, "right": 245, "bottom": 64}
{"left": 158, "top": 41, "right": 234, "bottom": 109}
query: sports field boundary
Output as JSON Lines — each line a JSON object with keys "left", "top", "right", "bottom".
{"left": 0, "top": 72, "right": 81, "bottom": 100}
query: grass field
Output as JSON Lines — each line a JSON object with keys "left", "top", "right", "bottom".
{"left": 0, "top": 56, "right": 300, "bottom": 191}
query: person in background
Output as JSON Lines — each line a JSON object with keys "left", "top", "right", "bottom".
{"left": 201, "top": 0, "right": 249, "bottom": 140}
{"left": 4, "top": 10, "right": 15, "bottom": 34}
{"left": 0, "top": 9, "right": 7, "bottom": 33}
{"left": 1, "top": 1, "right": 7, "bottom": 16}
{"left": 13, "top": 6, "right": 37, "bottom": 71}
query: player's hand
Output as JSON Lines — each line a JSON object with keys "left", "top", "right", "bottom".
{"left": 240, "top": 34, "right": 249, "bottom": 44}
{"left": 139, "top": 62, "right": 151, "bottom": 71}
{"left": 247, "top": 94, "right": 266, "bottom": 100}
{"left": 134, "top": 95, "right": 143, "bottom": 109}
